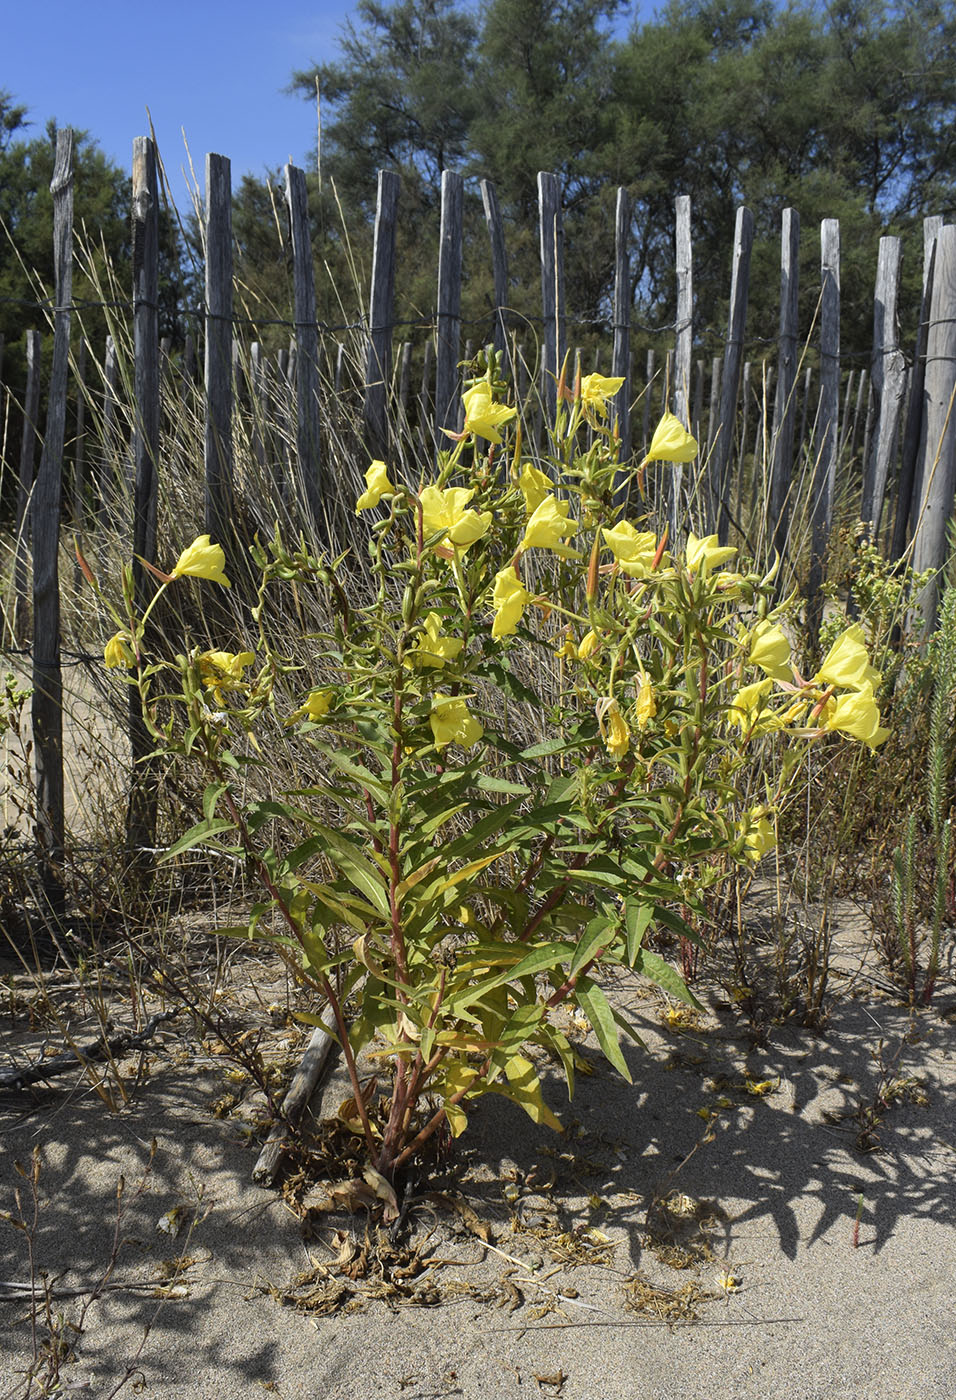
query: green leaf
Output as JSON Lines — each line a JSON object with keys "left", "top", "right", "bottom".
{"left": 489, "top": 1053, "right": 563, "bottom": 1131}
{"left": 634, "top": 949, "right": 702, "bottom": 1009}
{"left": 202, "top": 781, "right": 230, "bottom": 822}
{"left": 435, "top": 850, "right": 511, "bottom": 895}
{"left": 575, "top": 978, "right": 632, "bottom": 1081}
{"left": 161, "top": 817, "right": 237, "bottom": 861}
{"left": 624, "top": 901, "right": 655, "bottom": 966}
{"left": 476, "top": 773, "right": 532, "bottom": 797}
{"left": 519, "top": 737, "right": 578, "bottom": 759}
{"left": 570, "top": 916, "right": 617, "bottom": 977}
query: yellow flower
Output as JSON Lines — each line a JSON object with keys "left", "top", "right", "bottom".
{"left": 491, "top": 567, "right": 531, "bottom": 639}
{"left": 728, "top": 679, "right": 780, "bottom": 736}
{"left": 597, "top": 697, "right": 630, "bottom": 763}
{"left": 171, "top": 535, "right": 230, "bottom": 587}
{"left": 287, "top": 688, "right": 334, "bottom": 724}
{"left": 198, "top": 649, "right": 254, "bottom": 705}
{"left": 429, "top": 696, "right": 483, "bottom": 750}
{"left": 518, "top": 461, "right": 552, "bottom": 515}
{"left": 686, "top": 532, "right": 737, "bottom": 577}
{"left": 420, "top": 485, "right": 492, "bottom": 550}
{"left": 646, "top": 412, "right": 698, "bottom": 463}
{"left": 104, "top": 632, "right": 136, "bottom": 669}
{"left": 635, "top": 676, "right": 657, "bottom": 729}
{"left": 577, "top": 629, "right": 601, "bottom": 661}
{"left": 580, "top": 372, "right": 625, "bottom": 418}
{"left": 602, "top": 522, "right": 659, "bottom": 578}
{"left": 748, "top": 620, "right": 791, "bottom": 683}
{"left": 815, "top": 624, "right": 881, "bottom": 692}
{"left": 459, "top": 381, "right": 516, "bottom": 444}
{"left": 821, "top": 681, "right": 889, "bottom": 748}
{"left": 738, "top": 807, "right": 775, "bottom": 863}
{"left": 520, "top": 495, "right": 578, "bottom": 553}
{"left": 356, "top": 460, "right": 394, "bottom": 513}
{"left": 406, "top": 613, "right": 464, "bottom": 668}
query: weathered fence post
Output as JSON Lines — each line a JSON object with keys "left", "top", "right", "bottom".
{"left": 714, "top": 206, "right": 754, "bottom": 543}
{"left": 204, "top": 153, "right": 234, "bottom": 554}
{"left": 538, "top": 172, "right": 566, "bottom": 425}
{"left": 769, "top": 208, "right": 800, "bottom": 566}
{"left": 286, "top": 163, "right": 323, "bottom": 533}
{"left": 892, "top": 216, "right": 943, "bottom": 559}
{"left": 861, "top": 237, "right": 906, "bottom": 536}
{"left": 612, "top": 186, "right": 632, "bottom": 473}
{"left": 364, "top": 169, "right": 399, "bottom": 459}
{"left": 670, "top": 194, "right": 693, "bottom": 540}
{"left": 13, "top": 329, "right": 41, "bottom": 643}
{"left": 127, "top": 135, "right": 161, "bottom": 871}
{"left": 32, "top": 127, "right": 73, "bottom": 927}
{"left": 435, "top": 170, "right": 464, "bottom": 441}
{"left": 481, "top": 179, "right": 510, "bottom": 367}
{"left": 912, "top": 222, "right": 956, "bottom": 633}
{"left": 808, "top": 218, "right": 841, "bottom": 630}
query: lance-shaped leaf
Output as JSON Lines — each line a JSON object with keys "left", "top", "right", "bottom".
{"left": 574, "top": 977, "right": 631, "bottom": 1081}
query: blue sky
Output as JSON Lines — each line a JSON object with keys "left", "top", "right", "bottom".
{"left": 5, "top": 2, "right": 644, "bottom": 201}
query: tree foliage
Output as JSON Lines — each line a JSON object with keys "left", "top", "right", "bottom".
{"left": 285, "top": 0, "right": 956, "bottom": 356}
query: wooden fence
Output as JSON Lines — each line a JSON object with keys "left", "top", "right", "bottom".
{"left": 2, "top": 129, "right": 955, "bottom": 919}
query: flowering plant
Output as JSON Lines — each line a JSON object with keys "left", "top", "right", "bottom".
{"left": 102, "top": 354, "right": 886, "bottom": 1180}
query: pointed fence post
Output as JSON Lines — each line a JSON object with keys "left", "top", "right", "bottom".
{"left": 286, "top": 163, "right": 323, "bottom": 533}
{"left": 714, "top": 206, "right": 754, "bottom": 543}
{"left": 13, "top": 329, "right": 42, "bottom": 644}
{"left": 912, "top": 222, "right": 956, "bottom": 634}
{"left": 204, "top": 153, "right": 235, "bottom": 557}
{"left": 808, "top": 218, "right": 841, "bottom": 632}
{"left": 32, "top": 127, "right": 73, "bottom": 928}
{"left": 364, "top": 169, "right": 399, "bottom": 459}
{"left": 481, "top": 179, "right": 510, "bottom": 368}
{"left": 769, "top": 208, "right": 800, "bottom": 567}
{"left": 612, "top": 187, "right": 632, "bottom": 491}
{"left": 434, "top": 170, "right": 463, "bottom": 445}
{"left": 670, "top": 194, "right": 693, "bottom": 541}
{"left": 861, "top": 237, "right": 906, "bottom": 537}
{"left": 892, "top": 216, "right": 943, "bottom": 559}
{"left": 538, "top": 172, "right": 566, "bottom": 426}
{"left": 127, "top": 135, "right": 161, "bottom": 873}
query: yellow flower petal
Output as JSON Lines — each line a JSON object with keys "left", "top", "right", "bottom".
{"left": 602, "top": 522, "right": 659, "bottom": 578}
{"left": 491, "top": 566, "right": 530, "bottom": 639}
{"left": 635, "top": 676, "right": 657, "bottom": 729}
{"left": 420, "top": 485, "right": 492, "bottom": 551}
{"left": 580, "top": 372, "right": 625, "bottom": 418}
{"left": 822, "top": 681, "right": 888, "bottom": 748}
{"left": 686, "top": 532, "right": 737, "bottom": 577}
{"left": 104, "top": 632, "right": 136, "bottom": 669}
{"left": 815, "top": 624, "right": 881, "bottom": 692}
{"left": 356, "top": 460, "right": 394, "bottom": 513}
{"left": 597, "top": 697, "right": 630, "bottom": 763}
{"left": 406, "top": 613, "right": 464, "bottom": 668}
{"left": 520, "top": 496, "right": 578, "bottom": 553}
{"left": 458, "top": 381, "right": 516, "bottom": 444}
{"left": 748, "top": 620, "right": 791, "bottom": 683}
{"left": 429, "top": 696, "right": 483, "bottom": 750}
{"left": 171, "top": 536, "right": 230, "bottom": 587}
{"left": 518, "top": 462, "right": 552, "bottom": 516}
{"left": 647, "top": 412, "right": 698, "bottom": 463}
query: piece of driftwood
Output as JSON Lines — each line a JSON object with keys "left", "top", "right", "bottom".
{"left": 0, "top": 1012, "right": 175, "bottom": 1092}
{"left": 253, "top": 1004, "right": 338, "bottom": 1185}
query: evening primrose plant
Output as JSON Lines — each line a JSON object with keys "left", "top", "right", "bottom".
{"left": 102, "top": 356, "right": 887, "bottom": 1181}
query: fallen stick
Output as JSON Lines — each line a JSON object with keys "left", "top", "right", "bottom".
{"left": 0, "top": 1012, "right": 176, "bottom": 1092}
{"left": 253, "top": 1004, "right": 338, "bottom": 1185}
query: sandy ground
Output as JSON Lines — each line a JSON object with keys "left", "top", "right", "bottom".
{"left": 1, "top": 933, "right": 954, "bottom": 1400}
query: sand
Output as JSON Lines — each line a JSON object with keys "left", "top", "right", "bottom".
{"left": 1, "top": 945, "right": 954, "bottom": 1400}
